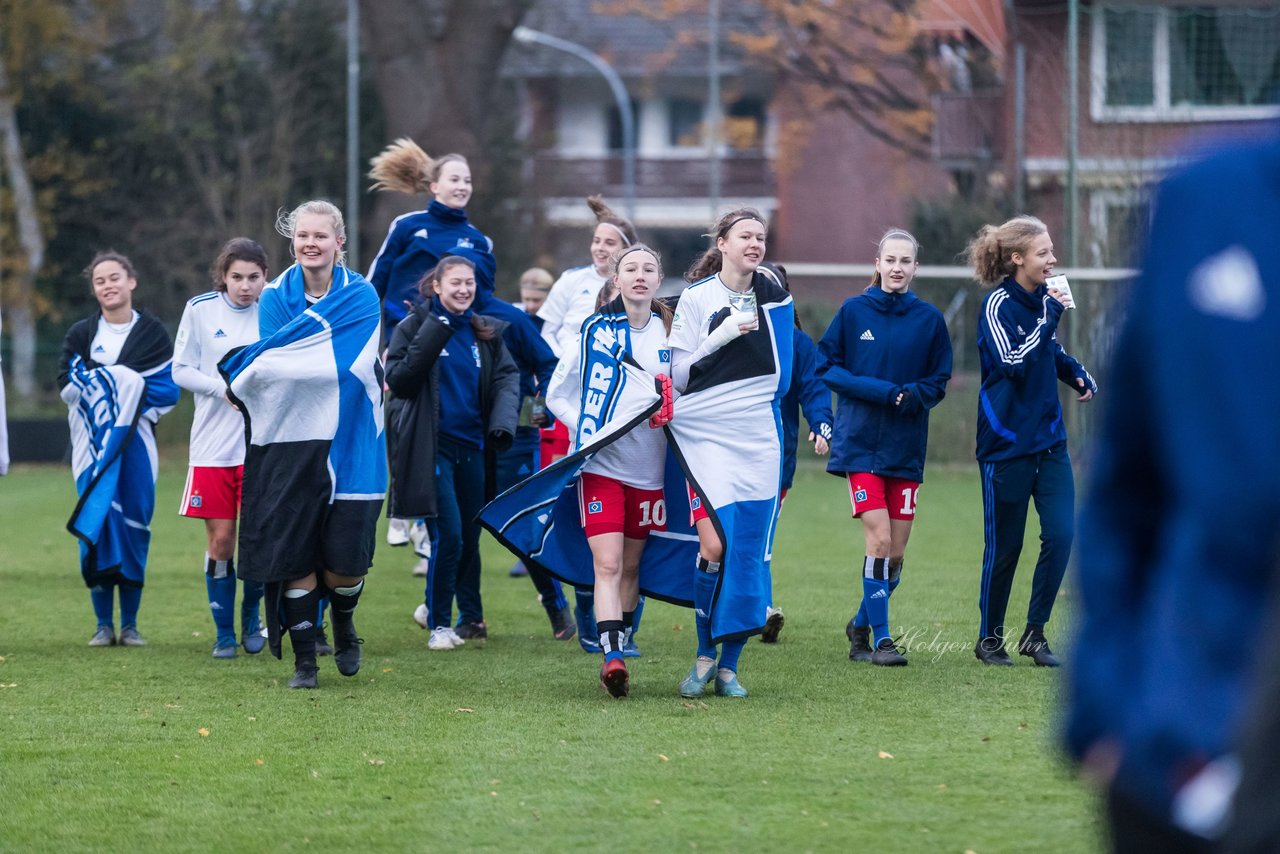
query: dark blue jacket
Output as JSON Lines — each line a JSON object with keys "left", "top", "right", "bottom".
{"left": 1065, "top": 133, "right": 1280, "bottom": 822}
{"left": 817, "top": 287, "right": 952, "bottom": 482}
{"left": 975, "top": 278, "right": 1096, "bottom": 462}
{"left": 366, "top": 200, "right": 497, "bottom": 323}
{"left": 474, "top": 286, "right": 557, "bottom": 407}
{"left": 781, "top": 329, "right": 833, "bottom": 491}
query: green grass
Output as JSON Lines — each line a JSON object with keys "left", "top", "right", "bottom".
{"left": 0, "top": 459, "right": 1102, "bottom": 852}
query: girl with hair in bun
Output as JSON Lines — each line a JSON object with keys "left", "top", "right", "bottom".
{"left": 174, "top": 237, "right": 270, "bottom": 658}
{"left": 219, "top": 200, "right": 386, "bottom": 689}
{"left": 965, "top": 216, "right": 1096, "bottom": 668}
{"left": 817, "top": 229, "right": 952, "bottom": 667}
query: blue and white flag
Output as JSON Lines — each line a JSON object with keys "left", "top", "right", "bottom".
{"left": 66, "top": 356, "right": 178, "bottom": 587}
{"left": 667, "top": 275, "right": 794, "bottom": 642}
{"left": 219, "top": 264, "right": 386, "bottom": 584}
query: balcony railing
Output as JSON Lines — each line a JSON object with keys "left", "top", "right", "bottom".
{"left": 530, "top": 151, "right": 775, "bottom": 199}
{"left": 932, "top": 90, "right": 1004, "bottom": 164}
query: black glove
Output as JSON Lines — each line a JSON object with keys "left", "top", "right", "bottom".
{"left": 487, "top": 430, "right": 513, "bottom": 454}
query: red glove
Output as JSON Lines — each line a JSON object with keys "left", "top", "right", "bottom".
{"left": 649, "top": 373, "right": 674, "bottom": 428}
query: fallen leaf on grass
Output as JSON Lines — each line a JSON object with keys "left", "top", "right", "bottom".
{"left": 248, "top": 716, "right": 256, "bottom": 722}
{"left": 489, "top": 791, "right": 498, "bottom": 797}
{"left": 0, "top": 655, "right": 7, "bottom": 662}
{"left": 981, "top": 736, "right": 991, "bottom": 742}
{"left": 878, "top": 751, "right": 894, "bottom": 759}
{"left": 658, "top": 754, "right": 669, "bottom": 762}
{"left": 383, "top": 668, "right": 393, "bottom": 673}
{"left": 0, "top": 683, "right": 17, "bottom": 689}
{"left": 255, "top": 759, "right": 264, "bottom": 766}
{"left": 652, "top": 799, "right": 662, "bottom": 806}
{"left": 368, "top": 758, "right": 385, "bottom": 766}
{"left": 936, "top": 784, "right": 948, "bottom": 791}
{"left": 455, "top": 708, "right": 474, "bottom": 713}
{"left": 197, "top": 727, "right": 210, "bottom": 737}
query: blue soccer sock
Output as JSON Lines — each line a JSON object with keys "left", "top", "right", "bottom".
{"left": 695, "top": 557, "right": 719, "bottom": 659}
{"left": 90, "top": 584, "right": 114, "bottom": 628}
{"left": 573, "top": 587, "right": 595, "bottom": 617}
{"left": 118, "top": 585, "right": 142, "bottom": 629}
{"left": 205, "top": 554, "right": 237, "bottom": 643}
{"left": 862, "top": 555, "right": 890, "bottom": 644}
{"left": 241, "top": 574, "right": 263, "bottom": 629}
{"left": 719, "top": 638, "right": 745, "bottom": 673}
{"left": 627, "top": 596, "right": 644, "bottom": 641}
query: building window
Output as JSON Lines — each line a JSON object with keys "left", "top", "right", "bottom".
{"left": 667, "top": 98, "right": 704, "bottom": 148}
{"left": 1092, "top": 5, "right": 1280, "bottom": 121}
{"left": 724, "top": 97, "right": 766, "bottom": 150}
{"left": 606, "top": 102, "right": 642, "bottom": 152}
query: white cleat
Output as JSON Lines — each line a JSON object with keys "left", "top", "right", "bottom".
{"left": 412, "top": 557, "right": 429, "bottom": 577}
{"left": 409, "top": 520, "right": 431, "bottom": 559}
{"left": 428, "top": 627, "right": 458, "bottom": 650}
{"left": 387, "top": 517, "right": 410, "bottom": 547}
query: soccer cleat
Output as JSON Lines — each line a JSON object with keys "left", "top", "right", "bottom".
{"left": 428, "top": 627, "right": 458, "bottom": 650}
{"left": 678, "top": 660, "right": 715, "bottom": 698}
{"left": 288, "top": 668, "right": 318, "bottom": 689}
{"left": 1018, "top": 627, "right": 1061, "bottom": 667}
{"left": 975, "top": 637, "right": 1014, "bottom": 666}
{"left": 714, "top": 669, "right": 748, "bottom": 698}
{"left": 413, "top": 603, "right": 430, "bottom": 629}
{"left": 88, "top": 626, "right": 116, "bottom": 647}
{"left": 242, "top": 617, "right": 266, "bottom": 655}
{"left": 212, "top": 638, "right": 238, "bottom": 659}
{"left": 848, "top": 625, "right": 873, "bottom": 662}
{"left": 760, "top": 606, "right": 785, "bottom": 643}
{"left": 575, "top": 606, "right": 600, "bottom": 653}
{"left": 386, "top": 517, "right": 410, "bottom": 547}
{"left": 454, "top": 621, "right": 487, "bottom": 640}
{"left": 315, "top": 627, "right": 333, "bottom": 656}
{"left": 600, "top": 657, "right": 630, "bottom": 698}
{"left": 621, "top": 626, "right": 641, "bottom": 658}
{"left": 409, "top": 520, "right": 431, "bottom": 558}
{"left": 332, "top": 621, "right": 362, "bottom": 676}
{"left": 411, "top": 557, "right": 429, "bottom": 577}
{"left": 509, "top": 561, "right": 529, "bottom": 578}
{"left": 548, "top": 605, "right": 576, "bottom": 641}
{"left": 446, "top": 627, "right": 465, "bottom": 647}
{"left": 871, "top": 637, "right": 907, "bottom": 666}
{"left": 118, "top": 626, "right": 146, "bottom": 647}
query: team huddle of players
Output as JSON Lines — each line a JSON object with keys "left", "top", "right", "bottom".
{"left": 59, "top": 138, "right": 1095, "bottom": 696}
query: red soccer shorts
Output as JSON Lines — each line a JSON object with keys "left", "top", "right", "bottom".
{"left": 579, "top": 472, "right": 667, "bottom": 539}
{"left": 180, "top": 465, "right": 244, "bottom": 519}
{"left": 847, "top": 472, "right": 920, "bottom": 520}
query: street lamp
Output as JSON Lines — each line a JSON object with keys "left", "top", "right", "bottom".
{"left": 512, "top": 25, "right": 637, "bottom": 219}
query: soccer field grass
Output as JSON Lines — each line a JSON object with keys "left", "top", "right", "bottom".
{"left": 0, "top": 460, "right": 1101, "bottom": 852}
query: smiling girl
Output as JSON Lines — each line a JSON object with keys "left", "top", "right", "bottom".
{"left": 173, "top": 238, "right": 270, "bottom": 659}
{"left": 966, "top": 216, "right": 1097, "bottom": 668}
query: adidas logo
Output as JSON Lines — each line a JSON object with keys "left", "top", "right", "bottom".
{"left": 870, "top": 589, "right": 888, "bottom": 599}
{"left": 93, "top": 344, "right": 106, "bottom": 353}
{"left": 1017, "top": 325, "right": 1025, "bottom": 335}
{"left": 860, "top": 330, "right": 875, "bottom": 341}
{"left": 414, "top": 228, "right": 429, "bottom": 239}
{"left": 213, "top": 328, "right": 227, "bottom": 338}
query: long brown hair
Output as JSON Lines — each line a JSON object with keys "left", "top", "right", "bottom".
{"left": 685, "top": 207, "right": 767, "bottom": 282}
{"left": 418, "top": 255, "right": 496, "bottom": 340}
{"left": 210, "top": 238, "right": 269, "bottom": 292}
{"left": 587, "top": 195, "right": 638, "bottom": 246}
{"left": 607, "top": 244, "right": 673, "bottom": 334}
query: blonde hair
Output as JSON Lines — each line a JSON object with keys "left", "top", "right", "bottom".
{"left": 519, "top": 267, "right": 554, "bottom": 294}
{"left": 368, "top": 138, "right": 468, "bottom": 195}
{"left": 871, "top": 228, "right": 921, "bottom": 287}
{"left": 275, "top": 200, "right": 347, "bottom": 267}
{"left": 965, "top": 216, "right": 1048, "bottom": 287}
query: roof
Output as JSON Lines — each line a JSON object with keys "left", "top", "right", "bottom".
{"left": 504, "top": 0, "right": 762, "bottom": 79}
{"left": 918, "top": 0, "right": 1006, "bottom": 58}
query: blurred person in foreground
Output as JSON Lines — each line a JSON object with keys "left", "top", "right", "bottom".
{"left": 1064, "top": 130, "right": 1280, "bottom": 852}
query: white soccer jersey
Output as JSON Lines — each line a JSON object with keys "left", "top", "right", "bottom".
{"left": 89, "top": 311, "right": 140, "bottom": 366}
{"left": 172, "top": 292, "right": 259, "bottom": 467}
{"left": 538, "top": 265, "right": 608, "bottom": 358}
{"left": 668, "top": 274, "right": 742, "bottom": 359}
{"left": 581, "top": 316, "right": 671, "bottom": 490}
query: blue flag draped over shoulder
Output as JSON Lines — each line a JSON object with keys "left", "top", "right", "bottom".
{"left": 667, "top": 276, "right": 794, "bottom": 642}
{"left": 479, "top": 309, "right": 700, "bottom": 606}
{"left": 219, "top": 264, "right": 386, "bottom": 584}
{"left": 66, "top": 356, "right": 179, "bottom": 587}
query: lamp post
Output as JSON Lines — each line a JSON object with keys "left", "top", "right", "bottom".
{"left": 512, "top": 25, "right": 636, "bottom": 219}
{"left": 346, "top": 0, "right": 360, "bottom": 270}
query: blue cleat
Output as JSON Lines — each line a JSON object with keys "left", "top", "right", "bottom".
{"left": 575, "top": 606, "right": 601, "bottom": 654}
{"left": 212, "top": 637, "right": 238, "bottom": 659}
{"left": 714, "top": 669, "right": 748, "bottom": 698}
{"left": 242, "top": 616, "right": 266, "bottom": 655}
{"left": 678, "top": 659, "right": 715, "bottom": 698}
